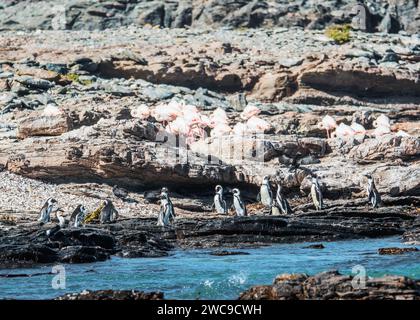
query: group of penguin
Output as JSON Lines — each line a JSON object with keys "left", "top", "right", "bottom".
{"left": 38, "top": 199, "right": 119, "bottom": 229}
{"left": 158, "top": 173, "right": 381, "bottom": 226}
{"left": 37, "top": 174, "right": 381, "bottom": 229}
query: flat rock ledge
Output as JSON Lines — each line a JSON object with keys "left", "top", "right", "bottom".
{"left": 239, "top": 270, "right": 420, "bottom": 300}
{"left": 56, "top": 290, "right": 163, "bottom": 300}
{"left": 0, "top": 208, "right": 418, "bottom": 267}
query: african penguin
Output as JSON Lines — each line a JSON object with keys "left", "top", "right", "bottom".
{"left": 311, "top": 177, "right": 323, "bottom": 211}
{"left": 213, "top": 185, "right": 228, "bottom": 214}
{"left": 38, "top": 198, "right": 57, "bottom": 224}
{"left": 274, "top": 183, "right": 292, "bottom": 215}
{"left": 259, "top": 176, "right": 273, "bottom": 208}
{"left": 100, "top": 200, "right": 119, "bottom": 224}
{"left": 366, "top": 174, "right": 381, "bottom": 208}
{"left": 232, "top": 188, "right": 247, "bottom": 217}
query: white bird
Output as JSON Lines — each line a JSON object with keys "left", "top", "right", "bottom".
{"left": 246, "top": 116, "right": 271, "bottom": 133}
{"left": 131, "top": 104, "right": 150, "bottom": 120}
{"left": 210, "top": 108, "right": 229, "bottom": 127}
{"left": 318, "top": 115, "right": 337, "bottom": 139}
{"left": 350, "top": 122, "right": 366, "bottom": 134}
{"left": 332, "top": 123, "right": 355, "bottom": 139}
{"left": 210, "top": 123, "right": 232, "bottom": 138}
{"left": 166, "top": 117, "right": 190, "bottom": 136}
{"left": 232, "top": 122, "right": 248, "bottom": 136}
{"left": 373, "top": 125, "right": 391, "bottom": 138}
{"left": 240, "top": 105, "right": 261, "bottom": 121}
{"left": 152, "top": 101, "right": 182, "bottom": 124}
{"left": 373, "top": 114, "right": 390, "bottom": 128}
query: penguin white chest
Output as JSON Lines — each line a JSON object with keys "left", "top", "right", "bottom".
{"left": 260, "top": 185, "right": 272, "bottom": 207}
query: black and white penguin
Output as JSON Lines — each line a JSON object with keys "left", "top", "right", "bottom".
{"left": 213, "top": 185, "right": 227, "bottom": 214}
{"left": 158, "top": 189, "right": 175, "bottom": 226}
{"left": 232, "top": 188, "right": 247, "bottom": 217}
{"left": 365, "top": 174, "right": 381, "bottom": 208}
{"left": 258, "top": 176, "right": 273, "bottom": 208}
{"left": 70, "top": 205, "right": 88, "bottom": 228}
{"left": 274, "top": 183, "right": 292, "bottom": 215}
{"left": 38, "top": 198, "right": 57, "bottom": 224}
{"left": 100, "top": 200, "right": 119, "bottom": 224}
{"left": 310, "top": 177, "right": 323, "bottom": 211}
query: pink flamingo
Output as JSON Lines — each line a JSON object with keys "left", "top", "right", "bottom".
{"left": 131, "top": 104, "right": 150, "bottom": 120}
{"left": 246, "top": 116, "right": 271, "bottom": 133}
{"left": 331, "top": 123, "right": 355, "bottom": 139}
{"left": 318, "top": 115, "right": 337, "bottom": 139}
{"left": 240, "top": 105, "right": 261, "bottom": 121}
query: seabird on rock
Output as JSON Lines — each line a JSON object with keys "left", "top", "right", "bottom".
{"left": 213, "top": 185, "right": 228, "bottom": 214}
{"left": 232, "top": 188, "right": 247, "bottom": 217}
{"left": 365, "top": 174, "right": 381, "bottom": 208}
{"left": 38, "top": 198, "right": 57, "bottom": 224}
{"left": 274, "top": 182, "right": 292, "bottom": 215}
{"left": 70, "top": 204, "right": 88, "bottom": 228}
{"left": 157, "top": 188, "right": 175, "bottom": 227}
{"left": 258, "top": 175, "right": 273, "bottom": 209}
{"left": 99, "top": 200, "right": 119, "bottom": 224}
{"left": 311, "top": 177, "right": 323, "bottom": 211}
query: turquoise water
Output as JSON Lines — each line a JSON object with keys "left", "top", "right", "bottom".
{"left": 0, "top": 236, "right": 419, "bottom": 300}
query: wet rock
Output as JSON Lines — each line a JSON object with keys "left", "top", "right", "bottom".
{"left": 0, "top": 244, "right": 58, "bottom": 267}
{"left": 58, "top": 246, "right": 110, "bottom": 263}
{"left": 56, "top": 290, "right": 164, "bottom": 300}
{"left": 378, "top": 247, "right": 418, "bottom": 255}
{"left": 303, "top": 244, "right": 325, "bottom": 249}
{"left": 239, "top": 270, "right": 420, "bottom": 300}
{"left": 210, "top": 250, "right": 250, "bottom": 256}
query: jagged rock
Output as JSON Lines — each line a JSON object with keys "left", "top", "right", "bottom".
{"left": 239, "top": 270, "right": 420, "bottom": 300}
{"left": 0, "top": 244, "right": 58, "bottom": 267}
{"left": 17, "top": 113, "right": 72, "bottom": 139}
{"left": 56, "top": 289, "right": 164, "bottom": 300}
{"left": 58, "top": 246, "right": 110, "bottom": 263}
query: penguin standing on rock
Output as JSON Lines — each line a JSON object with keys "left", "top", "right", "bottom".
{"left": 232, "top": 188, "right": 247, "bottom": 217}
{"left": 158, "top": 188, "right": 175, "bottom": 227}
{"left": 311, "top": 177, "right": 323, "bottom": 211}
{"left": 365, "top": 174, "right": 381, "bottom": 208}
{"left": 100, "top": 200, "right": 119, "bottom": 224}
{"left": 38, "top": 198, "right": 57, "bottom": 224}
{"left": 258, "top": 176, "right": 273, "bottom": 209}
{"left": 274, "top": 183, "right": 292, "bottom": 215}
{"left": 70, "top": 205, "right": 88, "bottom": 228}
{"left": 213, "top": 185, "right": 227, "bottom": 215}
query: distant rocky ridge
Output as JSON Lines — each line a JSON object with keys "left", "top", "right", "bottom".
{"left": 0, "top": 0, "right": 419, "bottom": 34}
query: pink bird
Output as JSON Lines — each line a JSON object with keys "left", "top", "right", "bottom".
{"left": 246, "top": 116, "right": 271, "bottom": 133}
{"left": 318, "top": 115, "right": 337, "bottom": 139}
{"left": 210, "top": 123, "right": 232, "bottom": 138}
{"left": 350, "top": 122, "right": 366, "bottom": 134}
{"left": 373, "top": 114, "right": 390, "bottom": 128}
{"left": 240, "top": 105, "right": 261, "bottom": 121}
{"left": 331, "top": 123, "right": 355, "bottom": 139}
{"left": 232, "top": 123, "right": 248, "bottom": 136}
{"left": 373, "top": 125, "right": 391, "bottom": 138}
{"left": 131, "top": 104, "right": 150, "bottom": 120}
{"left": 210, "top": 108, "right": 229, "bottom": 127}
{"left": 152, "top": 101, "right": 182, "bottom": 125}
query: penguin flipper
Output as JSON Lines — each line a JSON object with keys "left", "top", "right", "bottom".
{"left": 256, "top": 192, "right": 261, "bottom": 202}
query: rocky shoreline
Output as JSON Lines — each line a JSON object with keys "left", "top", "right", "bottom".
{"left": 0, "top": 0, "right": 419, "bottom": 300}
{"left": 1, "top": 202, "right": 419, "bottom": 268}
